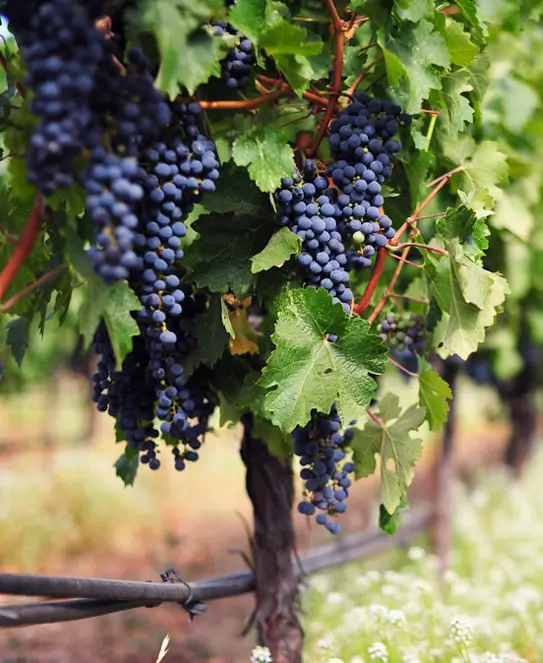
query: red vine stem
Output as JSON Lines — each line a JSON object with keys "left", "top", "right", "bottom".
{"left": 0, "top": 196, "right": 44, "bottom": 303}
{"left": 352, "top": 248, "right": 386, "bottom": 315}
{"left": 386, "top": 252, "right": 424, "bottom": 269}
{"left": 367, "top": 246, "right": 409, "bottom": 323}
{"left": 389, "top": 242, "right": 448, "bottom": 256}
{"left": 388, "top": 356, "right": 418, "bottom": 377}
{"left": 0, "top": 263, "right": 67, "bottom": 313}
{"left": 307, "top": 0, "right": 344, "bottom": 157}
{"left": 353, "top": 169, "right": 453, "bottom": 318}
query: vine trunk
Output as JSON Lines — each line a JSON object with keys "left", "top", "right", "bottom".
{"left": 240, "top": 414, "right": 303, "bottom": 663}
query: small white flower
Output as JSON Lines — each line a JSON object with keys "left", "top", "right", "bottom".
{"left": 326, "top": 658, "right": 344, "bottom": 663}
{"left": 368, "top": 642, "right": 388, "bottom": 662}
{"left": 349, "top": 657, "right": 366, "bottom": 663}
{"left": 250, "top": 646, "right": 273, "bottom": 663}
{"left": 449, "top": 616, "right": 473, "bottom": 647}
{"left": 388, "top": 609, "right": 407, "bottom": 627}
{"left": 402, "top": 653, "right": 421, "bottom": 663}
{"left": 317, "top": 635, "right": 336, "bottom": 652}
{"left": 327, "top": 591, "right": 346, "bottom": 607}
{"left": 369, "top": 604, "right": 389, "bottom": 621}
{"left": 407, "top": 546, "right": 426, "bottom": 561}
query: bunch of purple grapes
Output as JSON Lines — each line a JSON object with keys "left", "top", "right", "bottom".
{"left": 212, "top": 22, "right": 254, "bottom": 90}
{"left": 377, "top": 312, "right": 428, "bottom": 355}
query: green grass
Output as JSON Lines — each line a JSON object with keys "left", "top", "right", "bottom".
{"left": 301, "top": 455, "right": 543, "bottom": 663}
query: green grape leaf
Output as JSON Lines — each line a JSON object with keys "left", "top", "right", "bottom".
{"left": 253, "top": 416, "right": 293, "bottom": 459}
{"left": 203, "top": 164, "right": 272, "bottom": 218}
{"left": 232, "top": 122, "right": 295, "bottom": 193}
{"left": 114, "top": 446, "right": 139, "bottom": 486}
{"left": 454, "top": 0, "right": 486, "bottom": 42}
{"left": 436, "top": 205, "right": 489, "bottom": 257}
{"left": 274, "top": 53, "right": 315, "bottom": 95}
{"left": 6, "top": 316, "right": 29, "bottom": 366}
{"left": 379, "top": 495, "right": 408, "bottom": 535}
{"left": 260, "top": 288, "right": 387, "bottom": 433}
{"left": 352, "top": 393, "right": 425, "bottom": 514}
{"left": 183, "top": 294, "right": 229, "bottom": 375}
{"left": 260, "top": 23, "right": 323, "bottom": 56}
{"left": 417, "top": 358, "right": 452, "bottom": 431}
{"left": 440, "top": 70, "right": 474, "bottom": 135}
{"left": 228, "top": 0, "right": 267, "bottom": 43}
{"left": 140, "top": 0, "right": 224, "bottom": 96}
{"left": 467, "top": 52, "right": 490, "bottom": 101}
{"left": 393, "top": 0, "right": 434, "bottom": 21}
{"left": 186, "top": 212, "right": 273, "bottom": 297}
{"left": 378, "top": 20, "right": 450, "bottom": 114}
{"left": 443, "top": 18, "right": 479, "bottom": 67}
{"left": 442, "top": 139, "right": 509, "bottom": 218}
{"left": 79, "top": 281, "right": 140, "bottom": 369}
{"left": 251, "top": 227, "right": 301, "bottom": 274}
{"left": 425, "top": 240, "right": 509, "bottom": 359}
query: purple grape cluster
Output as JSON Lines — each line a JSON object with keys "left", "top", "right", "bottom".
{"left": 13, "top": 0, "right": 104, "bottom": 195}
{"left": 275, "top": 160, "right": 352, "bottom": 314}
{"left": 294, "top": 408, "right": 356, "bottom": 534}
{"left": 377, "top": 312, "right": 428, "bottom": 355}
{"left": 212, "top": 22, "right": 254, "bottom": 89}
{"left": 91, "top": 322, "right": 160, "bottom": 468}
{"left": 327, "top": 93, "right": 410, "bottom": 268}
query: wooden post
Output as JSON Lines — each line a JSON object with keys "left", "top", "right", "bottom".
{"left": 240, "top": 414, "right": 303, "bottom": 663}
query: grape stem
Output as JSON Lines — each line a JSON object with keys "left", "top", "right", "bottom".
{"left": 194, "top": 85, "right": 329, "bottom": 111}
{"left": 345, "top": 54, "right": 384, "bottom": 97}
{"left": 307, "top": 0, "right": 345, "bottom": 157}
{"left": 391, "top": 293, "right": 429, "bottom": 304}
{"left": 427, "top": 165, "right": 465, "bottom": 187}
{"left": 388, "top": 356, "right": 419, "bottom": 378}
{"left": 388, "top": 242, "right": 448, "bottom": 256}
{"left": 366, "top": 408, "right": 386, "bottom": 428}
{"left": 0, "top": 263, "right": 67, "bottom": 313}
{"left": 352, "top": 248, "right": 386, "bottom": 316}
{"left": 386, "top": 250, "right": 424, "bottom": 269}
{"left": 0, "top": 195, "right": 44, "bottom": 303}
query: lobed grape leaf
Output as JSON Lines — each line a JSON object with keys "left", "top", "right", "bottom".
{"left": 115, "top": 446, "right": 139, "bottom": 486}
{"left": 442, "top": 138, "right": 509, "bottom": 218}
{"left": 351, "top": 393, "right": 425, "bottom": 514}
{"left": 186, "top": 212, "right": 273, "bottom": 297}
{"left": 228, "top": 0, "right": 266, "bottom": 43}
{"left": 425, "top": 239, "right": 509, "bottom": 359}
{"left": 78, "top": 281, "right": 140, "bottom": 369}
{"left": 436, "top": 205, "right": 489, "bottom": 257}
{"left": 203, "top": 164, "right": 272, "bottom": 218}
{"left": 183, "top": 294, "right": 230, "bottom": 375}
{"left": 259, "top": 287, "right": 387, "bottom": 433}
{"left": 232, "top": 120, "right": 295, "bottom": 193}
{"left": 442, "top": 17, "right": 479, "bottom": 67}
{"left": 139, "top": 0, "right": 225, "bottom": 96}
{"left": 454, "top": 0, "right": 486, "bottom": 43}
{"left": 378, "top": 20, "right": 450, "bottom": 114}
{"left": 5, "top": 316, "right": 29, "bottom": 367}
{"left": 440, "top": 70, "right": 474, "bottom": 136}
{"left": 251, "top": 227, "right": 301, "bottom": 274}
{"left": 393, "top": 0, "right": 434, "bottom": 22}
{"left": 417, "top": 358, "right": 452, "bottom": 431}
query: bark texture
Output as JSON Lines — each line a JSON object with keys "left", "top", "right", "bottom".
{"left": 240, "top": 414, "right": 303, "bottom": 663}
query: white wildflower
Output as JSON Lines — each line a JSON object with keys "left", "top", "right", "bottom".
{"left": 317, "top": 635, "right": 336, "bottom": 652}
{"left": 327, "top": 591, "right": 346, "bottom": 607}
{"left": 326, "top": 659, "right": 344, "bottom": 663}
{"left": 388, "top": 609, "right": 407, "bottom": 627}
{"left": 407, "top": 546, "right": 426, "bottom": 561}
{"left": 402, "top": 654, "right": 421, "bottom": 663}
{"left": 369, "top": 604, "right": 389, "bottom": 621}
{"left": 250, "top": 646, "right": 273, "bottom": 663}
{"left": 350, "top": 657, "right": 366, "bottom": 663}
{"left": 368, "top": 642, "right": 388, "bottom": 662}
{"left": 346, "top": 606, "right": 367, "bottom": 627}
{"left": 449, "top": 616, "right": 473, "bottom": 647}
